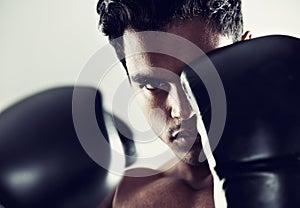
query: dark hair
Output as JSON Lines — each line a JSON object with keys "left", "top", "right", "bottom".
{"left": 96, "top": 0, "right": 244, "bottom": 71}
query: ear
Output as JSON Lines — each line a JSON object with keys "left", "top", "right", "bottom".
{"left": 241, "top": 31, "right": 252, "bottom": 40}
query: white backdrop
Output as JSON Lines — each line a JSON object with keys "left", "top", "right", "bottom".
{"left": 1, "top": 0, "right": 300, "bottom": 111}
{"left": 1, "top": 0, "right": 300, "bottom": 168}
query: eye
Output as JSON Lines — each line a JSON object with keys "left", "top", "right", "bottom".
{"left": 144, "top": 81, "right": 169, "bottom": 91}
{"left": 133, "top": 75, "right": 170, "bottom": 92}
{"left": 144, "top": 82, "right": 159, "bottom": 91}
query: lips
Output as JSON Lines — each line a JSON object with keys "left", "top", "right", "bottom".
{"left": 171, "top": 130, "right": 200, "bottom": 151}
{"left": 171, "top": 129, "right": 198, "bottom": 141}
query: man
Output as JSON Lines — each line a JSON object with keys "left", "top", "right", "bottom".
{"left": 97, "top": 0, "right": 251, "bottom": 207}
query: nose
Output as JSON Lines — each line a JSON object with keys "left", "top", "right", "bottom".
{"left": 169, "top": 86, "right": 195, "bottom": 120}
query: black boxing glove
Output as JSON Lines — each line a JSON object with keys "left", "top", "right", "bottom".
{"left": 181, "top": 35, "right": 300, "bottom": 208}
{"left": 0, "top": 86, "right": 136, "bottom": 208}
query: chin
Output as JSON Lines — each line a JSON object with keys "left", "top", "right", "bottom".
{"left": 176, "top": 146, "right": 203, "bottom": 166}
{"left": 182, "top": 156, "right": 202, "bottom": 166}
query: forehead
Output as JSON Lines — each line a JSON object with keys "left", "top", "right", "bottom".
{"left": 122, "top": 18, "right": 222, "bottom": 78}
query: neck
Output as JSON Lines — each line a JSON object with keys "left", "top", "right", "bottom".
{"left": 165, "top": 158, "right": 213, "bottom": 190}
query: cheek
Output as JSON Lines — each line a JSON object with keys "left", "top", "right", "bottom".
{"left": 148, "top": 107, "right": 168, "bottom": 137}
{"left": 134, "top": 89, "right": 166, "bottom": 113}
{"left": 135, "top": 91, "right": 169, "bottom": 136}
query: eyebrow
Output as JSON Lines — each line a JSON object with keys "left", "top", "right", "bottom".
{"left": 131, "top": 74, "right": 166, "bottom": 84}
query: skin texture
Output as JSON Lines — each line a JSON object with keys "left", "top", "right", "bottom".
{"left": 100, "top": 17, "right": 250, "bottom": 208}
{"left": 123, "top": 18, "right": 233, "bottom": 166}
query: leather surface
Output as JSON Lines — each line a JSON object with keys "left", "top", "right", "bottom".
{"left": 182, "top": 35, "right": 300, "bottom": 207}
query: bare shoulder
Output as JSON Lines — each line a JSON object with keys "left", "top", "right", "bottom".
{"left": 112, "top": 167, "right": 167, "bottom": 207}
{"left": 115, "top": 167, "right": 163, "bottom": 195}
{"left": 112, "top": 166, "right": 193, "bottom": 207}
{"left": 112, "top": 164, "right": 214, "bottom": 208}
{"left": 98, "top": 167, "right": 162, "bottom": 208}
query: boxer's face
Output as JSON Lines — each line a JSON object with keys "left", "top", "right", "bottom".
{"left": 123, "top": 18, "right": 232, "bottom": 165}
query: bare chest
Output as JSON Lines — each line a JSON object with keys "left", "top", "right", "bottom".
{"left": 114, "top": 179, "right": 214, "bottom": 208}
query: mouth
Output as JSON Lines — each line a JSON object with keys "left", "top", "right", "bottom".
{"left": 171, "top": 130, "right": 201, "bottom": 151}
